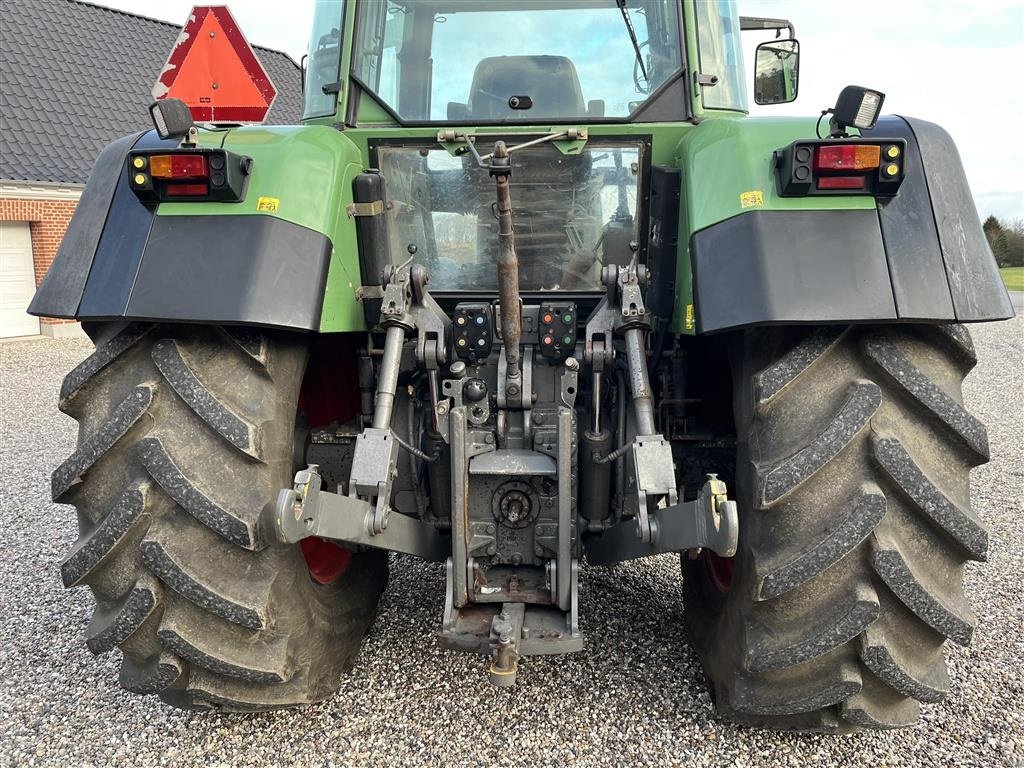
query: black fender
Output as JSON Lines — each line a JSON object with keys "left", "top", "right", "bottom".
{"left": 691, "top": 116, "right": 1015, "bottom": 333}
{"left": 29, "top": 130, "right": 332, "bottom": 332}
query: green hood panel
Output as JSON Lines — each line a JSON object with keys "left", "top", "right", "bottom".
{"left": 677, "top": 116, "right": 876, "bottom": 236}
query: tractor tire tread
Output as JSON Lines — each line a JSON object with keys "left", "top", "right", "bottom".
{"left": 52, "top": 384, "right": 155, "bottom": 501}
{"left": 85, "top": 576, "right": 160, "bottom": 654}
{"left": 59, "top": 323, "right": 153, "bottom": 412}
{"left": 138, "top": 436, "right": 261, "bottom": 550}
{"left": 861, "top": 333, "right": 988, "bottom": 461}
{"left": 60, "top": 483, "right": 149, "bottom": 587}
{"left": 151, "top": 338, "right": 263, "bottom": 460}
{"left": 756, "top": 381, "right": 880, "bottom": 506}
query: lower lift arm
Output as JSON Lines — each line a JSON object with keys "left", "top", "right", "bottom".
{"left": 275, "top": 463, "right": 448, "bottom": 561}
{"left": 584, "top": 474, "right": 738, "bottom": 565}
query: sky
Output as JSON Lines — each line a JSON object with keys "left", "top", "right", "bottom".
{"left": 86, "top": 0, "right": 1024, "bottom": 221}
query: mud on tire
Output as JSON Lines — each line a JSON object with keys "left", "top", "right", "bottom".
{"left": 56, "top": 323, "right": 387, "bottom": 711}
{"left": 683, "top": 324, "right": 988, "bottom": 732}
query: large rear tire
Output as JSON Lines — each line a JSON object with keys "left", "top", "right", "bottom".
{"left": 56, "top": 323, "right": 387, "bottom": 710}
{"left": 683, "top": 324, "right": 989, "bottom": 731}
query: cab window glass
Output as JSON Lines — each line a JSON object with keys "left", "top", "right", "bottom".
{"left": 695, "top": 0, "right": 748, "bottom": 112}
{"left": 304, "top": 0, "right": 345, "bottom": 119}
{"left": 354, "top": 0, "right": 684, "bottom": 122}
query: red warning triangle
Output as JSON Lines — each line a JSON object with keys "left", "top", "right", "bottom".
{"left": 153, "top": 6, "right": 277, "bottom": 123}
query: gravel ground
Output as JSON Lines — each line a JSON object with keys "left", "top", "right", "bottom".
{"left": 1, "top": 318, "right": 1021, "bottom": 768}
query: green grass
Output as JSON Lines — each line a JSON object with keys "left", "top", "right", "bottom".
{"left": 1000, "top": 267, "right": 1024, "bottom": 292}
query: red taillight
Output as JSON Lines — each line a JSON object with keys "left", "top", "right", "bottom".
{"left": 813, "top": 144, "right": 881, "bottom": 171}
{"left": 166, "top": 183, "right": 210, "bottom": 197}
{"left": 817, "top": 176, "right": 867, "bottom": 190}
{"left": 149, "top": 154, "right": 209, "bottom": 179}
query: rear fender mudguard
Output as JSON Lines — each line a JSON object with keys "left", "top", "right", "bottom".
{"left": 690, "top": 116, "right": 1014, "bottom": 333}
{"left": 30, "top": 127, "right": 367, "bottom": 332}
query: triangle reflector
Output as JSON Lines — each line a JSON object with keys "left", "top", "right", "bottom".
{"left": 153, "top": 6, "right": 277, "bottom": 123}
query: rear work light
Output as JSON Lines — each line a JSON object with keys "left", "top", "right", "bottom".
{"left": 775, "top": 139, "right": 907, "bottom": 197}
{"left": 127, "top": 149, "right": 252, "bottom": 203}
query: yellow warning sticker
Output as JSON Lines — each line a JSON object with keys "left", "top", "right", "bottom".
{"left": 740, "top": 190, "right": 764, "bottom": 209}
{"left": 685, "top": 304, "right": 695, "bottom": 331}
{"left": 256, "top": 196, "right": 280, "bottom": 213}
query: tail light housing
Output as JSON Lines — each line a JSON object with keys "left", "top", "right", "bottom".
{"left": 775, "top": 139, "right": 906, "bottom": 197}
{"left": 128, "top": 149, "right": 252, "bottom": 203}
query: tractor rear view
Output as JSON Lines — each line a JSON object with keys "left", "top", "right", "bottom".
{"left": 31, "top": 0, "right": 1014, "bottom": 731}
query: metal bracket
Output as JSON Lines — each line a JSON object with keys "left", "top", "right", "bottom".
{"left": 616, "top": 263, "right": 646, "bottom": 319}
{"left": 274, "top": 465, "right": 448, "bottom": 561}
{"left": 584, "top": 475, "right": 739, "bottom": 565}
{"left": 376, "top": 262, "right": 450, "bottom": 368}
{"left": 560, "top": 358, "right": 579, "bottom": 409}
{"left": 496, "top": 345, "right": 533, "bottom": 448}
{"left": 627, "top": 436, "right": 678, "bottom": 544}
{"left": 583, "top": 262, "right": 649, "bottom": 366}
{"left": 438, "top": 129, "right": 589, "bottom": 166}
{"left": 440, "top": 559, "right": 582, "bottom": 686}
{"left": 347, "top": 427, "right": 399, "bottom": 536}
{"left": 346, "top": 200, "right": 385, "bottom": 218}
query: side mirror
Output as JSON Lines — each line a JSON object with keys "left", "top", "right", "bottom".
{"left": 753, "top": 39, "right": 799, "bottom": 105}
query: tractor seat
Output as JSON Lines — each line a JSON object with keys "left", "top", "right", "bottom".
{"left": 456, "top": 55, "right": 587, "bottom": 120}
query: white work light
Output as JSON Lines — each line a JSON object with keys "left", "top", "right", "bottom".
{"left": 830, "top": 85, "right": 886, "bottom": 134}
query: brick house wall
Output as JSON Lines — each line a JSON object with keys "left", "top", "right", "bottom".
{"left": 0, "top": 191, "right": 82, "bottom": 334}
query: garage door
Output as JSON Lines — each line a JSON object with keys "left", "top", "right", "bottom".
{"left": 0, "top": 222, "right": 40, "bottom": 338}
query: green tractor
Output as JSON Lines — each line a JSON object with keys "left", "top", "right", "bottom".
{"left": 31, "top": 0, "right": 1014, "bottom": 732}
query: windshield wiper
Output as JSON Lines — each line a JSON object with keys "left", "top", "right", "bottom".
{"left": 617, "top": 0, "right": 648, "bottom": 84}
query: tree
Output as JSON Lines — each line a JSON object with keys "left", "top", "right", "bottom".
{"left": 1003, "top": 218, "right": 1024, "bottom": 268}
{"left": 982, "top": 214, "right": 1023, "bottom": 268}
